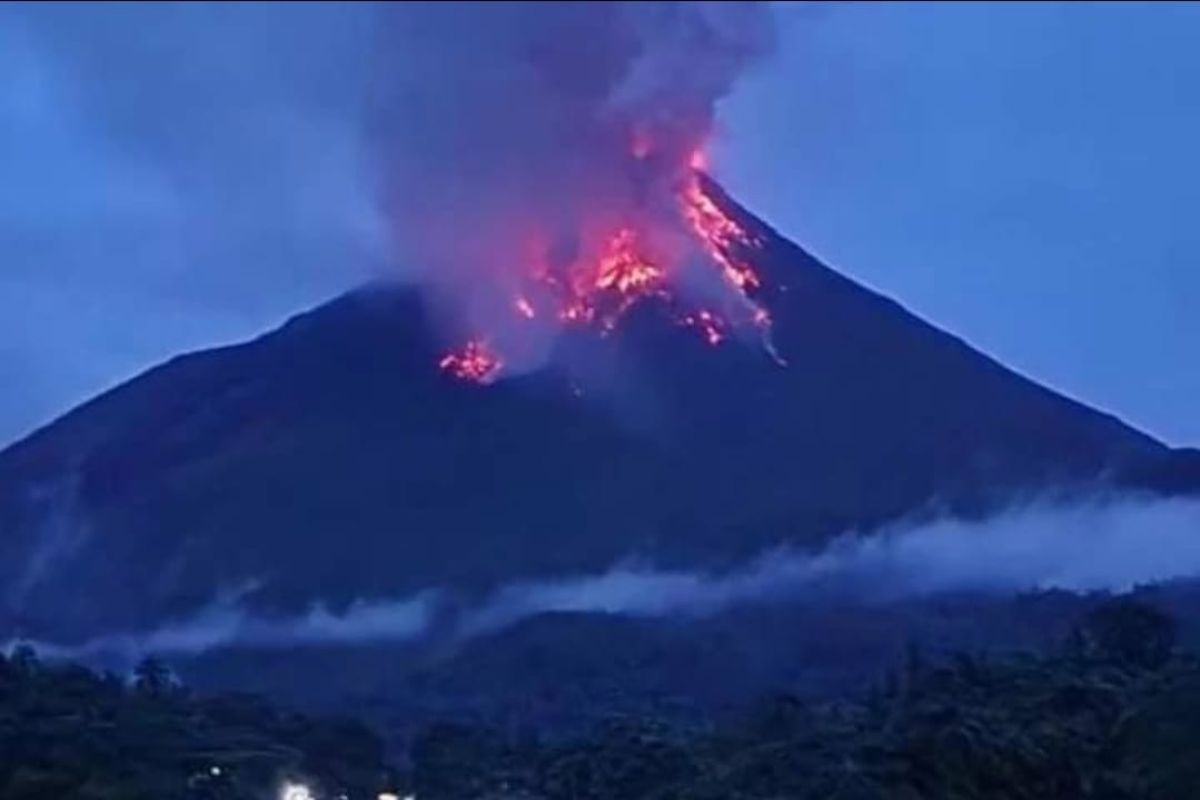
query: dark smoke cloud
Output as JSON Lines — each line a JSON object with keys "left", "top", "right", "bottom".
{"left": 12, "top": 496, "right": 1200, "bottom": 663}
{"left": 368, "top": 2, "right": 776, "bottom": 361}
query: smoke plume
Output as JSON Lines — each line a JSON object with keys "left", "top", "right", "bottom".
{"left": 368, "top": 2, "right": 777, "bottom": 365}
{"left": 0, "top": 2, "right": 775, "bottom": 441}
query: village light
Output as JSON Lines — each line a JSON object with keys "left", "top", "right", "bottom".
{"left": 280, "top": 783, "right": 314, "bottom": 800}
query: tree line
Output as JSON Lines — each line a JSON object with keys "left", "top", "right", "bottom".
{"left": 4, "top": 597, "right": 1199, "bottom": 798}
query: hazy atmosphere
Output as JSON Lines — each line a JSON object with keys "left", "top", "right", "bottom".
{"left": 2, "top": 1, "right": 1197, "bottom": 446}
{"left": 3, "top": 4, "right": 1200, "bottom": 798}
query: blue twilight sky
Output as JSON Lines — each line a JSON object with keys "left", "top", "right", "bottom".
{"left": 0, "top": 2, "right": 1197, "bottom": 447}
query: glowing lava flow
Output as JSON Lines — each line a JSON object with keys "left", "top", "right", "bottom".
{"left": 439, "top": 146, "right": 774, "bottom": 383}
{"left": 509, "top": 225, "right": 670, "bottom": 336}
{"left": 680, "top": 172, "right": 763, "bottom": 296}
{"left": 439, "top": 339, "right": 503, "bottom": 383}
{"left": 554, "top": 227, "right": 668, "bottom": 331}
{"left": 595, "top": 228, "right": 663, "bottom": 295}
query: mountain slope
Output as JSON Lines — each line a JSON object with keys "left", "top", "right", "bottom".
{"left": 0, "top": 183, "right": 1192, "bottom": 638}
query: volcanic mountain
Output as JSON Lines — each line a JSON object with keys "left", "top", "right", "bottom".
{"left": 1, "top": 180, "right": 1196, "bottom": 641}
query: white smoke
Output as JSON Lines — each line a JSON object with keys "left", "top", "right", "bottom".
{"left": 9, "top": 495, "right": 1200, "bottom": 662}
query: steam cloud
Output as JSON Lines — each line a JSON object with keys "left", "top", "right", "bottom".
{"left": 368, "top": 2, "right": 776, "bottom": 362}
{"left": 13, "top": 495, "right": 1200, "bottom": 663}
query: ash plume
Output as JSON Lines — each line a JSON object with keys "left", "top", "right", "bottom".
{"left": 368, "top": 2, "right": 777, "bottom": 366}
{"left": 0, "top": 1, "right": 776, "bottom": 441}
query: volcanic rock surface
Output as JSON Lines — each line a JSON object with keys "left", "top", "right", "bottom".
{"left": 1, "top": 182, "right": 1194, "bottom": 639}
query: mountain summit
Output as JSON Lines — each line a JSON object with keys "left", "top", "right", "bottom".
{"left": 0, "top": 183, "right": 1194, "bottom": 639}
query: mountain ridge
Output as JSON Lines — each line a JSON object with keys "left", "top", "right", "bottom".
{"left": 1, "top": 182, "right": 1195, "bottom": 641}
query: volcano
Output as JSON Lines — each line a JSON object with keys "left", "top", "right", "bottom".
{"left": 1, "top": 180, "right": 1196, "bottom": 641}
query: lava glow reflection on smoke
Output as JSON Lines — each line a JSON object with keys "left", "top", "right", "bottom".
{"left": 439, "top": 144, "right": 773, "bottom": 383}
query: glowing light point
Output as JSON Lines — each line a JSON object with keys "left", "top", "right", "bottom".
{"left": 682, "top": 309, "right": 726, "bottom": 346}
{"left": 515, "top": 296, "right": 536, "bottom": 320}
{"left": 281, "top": 783, "right": 313, "bottom": 800}
{"left": 439, "top": 339, "right": 503, "bottom": 383}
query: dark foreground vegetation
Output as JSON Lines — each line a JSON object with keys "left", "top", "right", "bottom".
{"left": 0, "top": 648, "right": 392, "bottom": 799}
{"left": 5, "top": 597, "right": 1200, "bottom": 799}
{"left": 406, "top": 598, "right": 1200, "bottom": 800}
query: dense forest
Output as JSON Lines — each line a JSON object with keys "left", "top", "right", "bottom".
{"left": 0, "top": 648, "right": 393, "bottom": 799}
{"left": 404, "top": 598, "right": 1200, "bottom": 800}
{"left": 5, "top": 597, "right": 1200, "bottom": 799}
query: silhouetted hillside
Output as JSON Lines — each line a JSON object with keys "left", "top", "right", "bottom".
{"left": 2, "top": 181, "right": 1191, "bottom": 642}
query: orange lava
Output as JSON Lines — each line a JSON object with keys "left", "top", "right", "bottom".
{"left": 679, "top": 171, "right": 763, "bottom": 296}
{"left": 536, "top": 226, "right": 669, "bottom": 331}
{"left": 595, "top": 229, "right": 663, "bottom": 294}
{"left": 439, "top": 339, "right": 503, "bottom": 383}
{"left": 439, "top": 144, "right": 775, "bottom": 381}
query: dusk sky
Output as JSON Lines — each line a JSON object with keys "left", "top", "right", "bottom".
{"left": 1, "top": 1, "right": 1197, "bottom": 447}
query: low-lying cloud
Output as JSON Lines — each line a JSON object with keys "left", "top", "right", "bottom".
{"left": 461, "top": 494, "right": 1200, "bottom": 633}
{"left": 9, "top": 494, "right": 1200, "bottom": 663}
{"left": 11, "top": 592, "right": 437, "bottom": 664}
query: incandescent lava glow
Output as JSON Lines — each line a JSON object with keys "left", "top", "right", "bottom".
{"left": 595, "top": 229, "right": 663, "bottom": 294}
{"left": 439, "top": 145, "right": 774, "bottom": 383}
{"left": 536, "top": 226, "right": 670, "bottom": 332}
{"left": 439, "top": 339, "right": 503, "bottom": 384}
{"left": 680, "top": 170, "right": 764, "bottom": 295}
{"left": 383, "top": 3, "right": 778, "bottom": 384}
